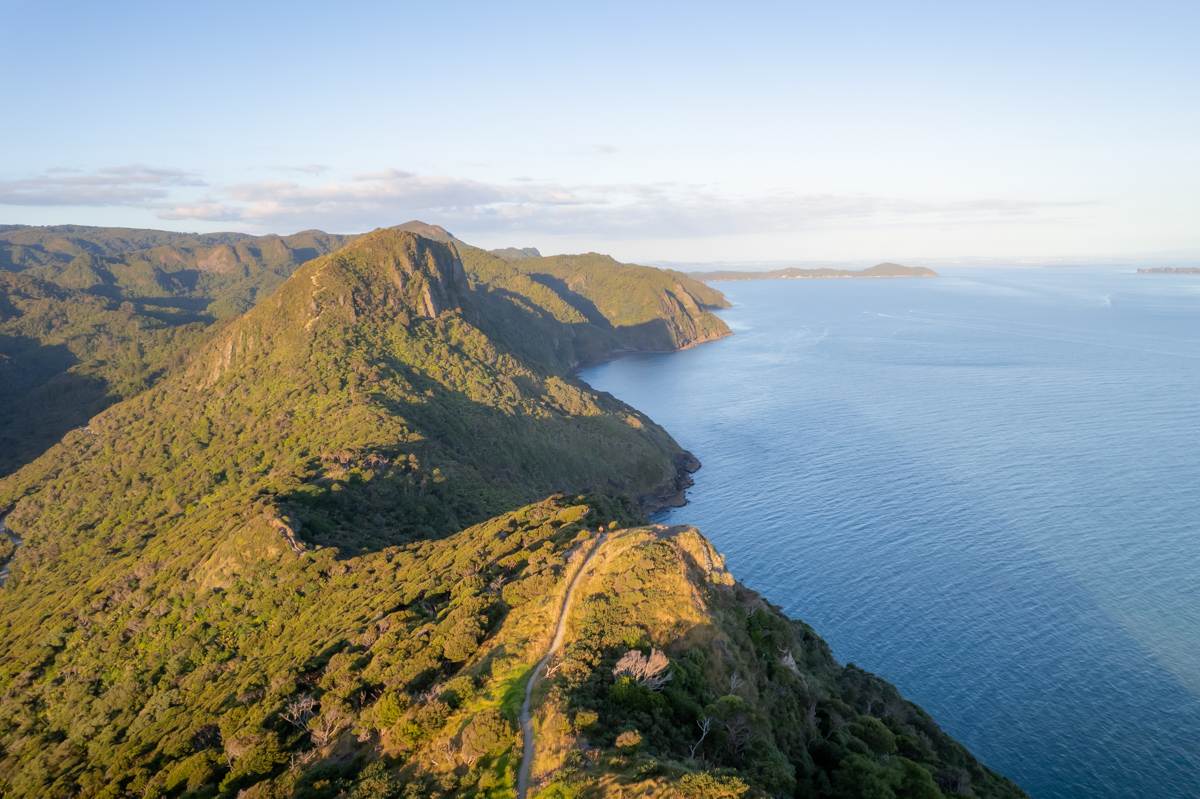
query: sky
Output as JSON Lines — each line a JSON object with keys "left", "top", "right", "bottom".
{"left": 2, "top": 0, "right": 1198, "bottom": 264}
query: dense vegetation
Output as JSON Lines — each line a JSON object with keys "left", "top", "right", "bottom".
{"left": 0, "top": 226, "right": 352, "bottom": 475}
{"left": 0, "top": 225, "right": 353, "bottom": 319}
{"left": 0, "top": 223, "right": 725, "bottom": 476}
{"left": 459, "top": 245, "right": 729, "bottom": 369}
{"left": 0, "top": 272, "right": 204, "bottom": 474}
{"left": 0, "top": 225, "right": 1022, "bottom": 798}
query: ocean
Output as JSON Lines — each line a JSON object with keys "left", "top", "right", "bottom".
{"left": 580, "top": 268, "right": 1200, "bottom": 799}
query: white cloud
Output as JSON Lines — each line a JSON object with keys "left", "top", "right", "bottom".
{"left": 0, "top": 165, "right": 204, "bottom": 206}
{"left": 0, "top": 164, "right": 1092, "bottom": 244}
{"left": 156, "top": 201, "right": 244, "bottom": 222}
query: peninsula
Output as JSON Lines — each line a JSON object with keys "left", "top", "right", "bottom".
{"left": 0, "top": 223, "right": 1020, "bottom": 799}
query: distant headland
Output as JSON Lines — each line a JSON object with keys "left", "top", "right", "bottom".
{"left": 691, "top": 261, "right": 939, "bottom": 281}
{"left": 1137, "top": 267, "right": 1200, "bottom": 274}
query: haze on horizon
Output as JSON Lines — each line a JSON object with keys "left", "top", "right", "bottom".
{"left": 2, "top": 0, "right": 1198, "bottom": 264}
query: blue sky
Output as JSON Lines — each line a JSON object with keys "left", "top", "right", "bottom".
{"left": 2, "top": 0, "right": 1198, "bottom": 263}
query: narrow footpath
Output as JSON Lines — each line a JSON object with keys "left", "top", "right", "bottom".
{"left": 516, "top": 530, "right": 608, "bottom": 799}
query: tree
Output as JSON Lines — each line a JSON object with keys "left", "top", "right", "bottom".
{"left": 280, "top": 694, "right": 316, "bottom": 733}
{"left": 612, "top": 648, "right": 672, "bottom": 691}
{"left": 690, "top": 716, "right": 712, "bottom": 759}
{"left": 308, "top": 707, "right": 347, "bottom": 748}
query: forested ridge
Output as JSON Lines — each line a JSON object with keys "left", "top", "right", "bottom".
{"left": 0, "top": 225, "right": 1023, "bottom": 799}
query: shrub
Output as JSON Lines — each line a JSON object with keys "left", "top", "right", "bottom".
{"left": 459, "top": 708, "right": 512, "bottom": 764}
{"left": 349, "top": 760, "right": 402, "bottom": 799}
{"left": 676, "top": 771, "right": 752, "bottom": 798}
{"left": 372, "top": 691, "right": 406, "bottom": 729}
{"left": 850, "top": 715, "right": 897, "bottom": 755}
{"left": 615, "top": 729, "right": 643, "bottom": 750}
{"left": 573, "top": 709, "right": 599, "bottom": 731}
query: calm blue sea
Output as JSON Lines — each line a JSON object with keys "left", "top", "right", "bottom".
{"left": 580, "top": 269, "right": 1200, "bottom": 799}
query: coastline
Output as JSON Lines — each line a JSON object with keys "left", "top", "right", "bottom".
{"left": 567, "top": 317, "right": 733, "bottom": 372}
{"left": 571, "top": 311, "right": 734, "bottom": 517}
{"left": 572, "top": 305, "right": 1030, "bottom": 796}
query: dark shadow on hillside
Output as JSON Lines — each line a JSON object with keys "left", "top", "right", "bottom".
{"left": 132, "top": 295, "right": 215, "bottom": 325}
{"left": 289, "top": 246, "right": 323, "bottom": 263}
{"left": 0, "top": 334, "right": 114, "bottom": 476}
{"left": 273, "top": 350, "right": 682, "bottom": 556}
{"left": 134, "top": 294, "right": 213, "bottom": 316}
{"left": 463, "top": 279, "right": 691, "bottom": 373}
{"left": 526, "top": 273, "right": 614, "bottom": 329}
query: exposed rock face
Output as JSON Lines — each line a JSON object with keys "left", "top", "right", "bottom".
{"left": 640, "top": 450, "right": 702, "bottom": 513}
{"left": 196, "top": 244, "right": 241, "bottom": 274}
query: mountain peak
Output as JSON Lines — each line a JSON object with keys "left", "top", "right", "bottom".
{"left": 195, "top": 229, "right": 469, "bottom": 384}
{"left": 322, "top": 226, "right": 468, "bottom": 317}
{"left": 388, "top": 219, "right": 459, "bottom": 244}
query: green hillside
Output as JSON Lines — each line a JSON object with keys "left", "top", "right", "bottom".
{"left": 458, "top": 245, "right": 729, "bottom": 370}
{"left": 0, "top": 223, "right": 727, "bottom": 476}
{"left": 0, "top": 226, "right": 353, "bottom": 475}
{"left": 0, "top": 271, "right": 206, "bottom": 474}
{"left": 0, "top": 225, "right": 353, "bottom": 319}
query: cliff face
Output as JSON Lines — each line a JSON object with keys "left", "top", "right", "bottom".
{"left": 457, "top": 244, "right": 731, "bottom": 370}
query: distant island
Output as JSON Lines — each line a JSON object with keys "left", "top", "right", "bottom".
{"left": 692, "top": 261, "right": 939, "bottom": 281}
{"left": 1137, "top": 267, "right": 1200, "bottom": 274}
